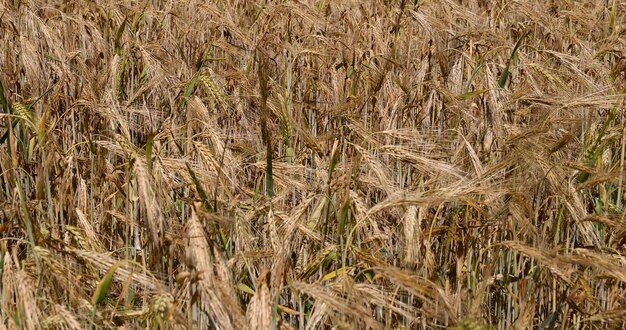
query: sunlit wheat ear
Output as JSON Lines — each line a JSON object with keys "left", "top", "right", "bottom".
{"left": 402, "top": 205, "right": 421, "bottom": 268}
{"left": 499, "top": 241, "right": 574, "bottom": 284}
{"left": 291, "top": 281, "right": 382, "bottom": 329}
{"left": 373, "top": 266, "right": 458, "bottom": 323}
{"left": 1, "top": 252, "right": 16, "bottom": 325}
{"left": 69, "top": 249, "right": 162, "bottom": 291}
{"left": 15, "top": 269, "right": 41, "bottom": 330}
{"left": 352, "top": 143, "right": 395, "bottom": 195}
{"left": 33, "top": 246, "right": 84, "bottom": 301}
{"left": 246, "top": 269, "right": 272, "bottom": 329}
{"left": 50, "top": 304, "right": 82, "bottom": 330}
{"left": 186, "top": 209, "right": 246, "bottom": 329}
{"left": 134, "top": 156, "right": 164, "bottom": 246}
{"left": 268, "top": 196, "right": 313, "bottom": 296}
{"left": 148, "top": 293, "right": 174, "bottom": 329}
{"left": 75, "top": 208, "right": 105, "bottom": 252}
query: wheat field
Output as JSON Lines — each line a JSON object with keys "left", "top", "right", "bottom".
{"left": 0, "top": 0, "right": 625, "bottom": 329}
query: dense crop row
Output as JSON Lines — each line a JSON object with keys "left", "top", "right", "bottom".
{"left": 0, "top": 1, "right": 625, "bottom": 329}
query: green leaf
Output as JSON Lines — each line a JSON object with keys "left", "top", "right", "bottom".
{"left": 0, "top": 79, "right": 7, "bottom": 114}
{"left": 322, "top": 251, "right": 337, "bottom": 265}
{"left": 321, "top": 266, "right": 348, "bottom": 281}
{"left": 180, "top": 72, "right": 200, "bottom": 111}
{"left": 114, "top": 16, "right": 129, "bottom": 55}
{"left": 498, "top": 32, "right": 529, "bottom": 89}
{"left": 1, "top": 83, "right": 54, "bottom": 146}
{"left": 576, "top": 171, "right": 590, "bottom": 184}
{"left": 338, "top": 198, "right": 350, "bottom": 237}
{"left": 300, "top": 250, "right": 337, "bottom": 280}
{"left": 538, "top": 287, "right": 568, "bottom": 329}
{"left": 362, "top": 269, "right": 375, "bottom": 283}
{"left": 0, "top": 251, "right": 4, "bottom": 280}
{"left": 185, "top": 162, "right": 211, "bottom": 212}
{"left": 236, "top": 282, "right": 256, "bottom": 295}
{"left": 328, "top": 142, "right": 340, "bottom": 177}
{"left": 186, "top": 162, "right": 228, "bottom": 251}
{"left": 538, "top": 311, "right": 558, "bottom": 330}
{"left": 254, "top": 2, "right": 266, "bottom": 22}
{"left": 0, "top": 79, "right": 17, "bottom": 146}
{"left": 346, "top": 66, "right": 354, "bottom": 78}
{"left": 576, "top": 108, "right": 617, "bottom": 183}
{"left": 92, "top": 260, "right": 124, "bottom": 306}
{"left": 455, "top": 89, "right": 487, "bottom": 101}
